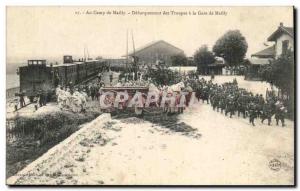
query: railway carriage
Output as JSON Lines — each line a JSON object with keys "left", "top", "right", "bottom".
{"left": 86, "top": 60, "right": 99, "bottom": 77}
{"left": 75, "top": 61, "right": 87, "bottom": 83}
{"left": 64, "top": 63, "right": 78, "bottom": 85}
{"left": 53, "top": 65, "right": 67, "bottom": 86}
{"left": 17, "top": 56, "right": 107, "bottom": 101}
{"left": 18, "top": 60, "right": 55, "bottom": 101}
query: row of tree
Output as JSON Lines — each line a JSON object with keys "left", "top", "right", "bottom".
{"left": 171, "top": 30, "right": 248, "bottom": 73}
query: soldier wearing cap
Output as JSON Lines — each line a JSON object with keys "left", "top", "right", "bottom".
{"left": 37, "top": 90, "right": 44, "bottom": 107}
{"left": 261, "top": 101, "right": 273, "bottom": 126}
{"left": 248, "top": 102, "right": 258, "bottom": 126}
{"left": 19, "top": 91, "right": 25, "bottom": 108}
{"left": 275, "top": 101, "right": 287, "bottom": 127}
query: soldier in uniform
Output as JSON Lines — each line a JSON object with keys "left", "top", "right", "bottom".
{"left": 85, "top": 84, "right": 90, "bottom": 98}
{"left": 210, "top": 93, "right": 219, "bottom": 111}
{"left": 19, "top": 92, "right": 25, "bottom": 108}
{"left": 237, "top": 93, "right": 247, "bottom": 118}
{"left": 260, "top": 101, "right": 273, "bottom": 126}
{"left": 109, "top": 72, "right": 113, "bottom": 85}
{"left": 195, "top": 85, "right": 202, "bottom": 102}
{"left": 90, "top": 85, "right": 96, "bottom": 101}
{"left": 95, "top": 84, "right": 101, "bottom": 101}
{"left": 258, "top": 94, "right": 265, "bottom": 105}
{"left": 225, "top": 95, "right": 235, "bottom": 118}
{"left": 201, "top": 85, "right": 210, "bottom": 104}
{"left": 215, "top": 93, "right": 221, "bottom": 112}
{"left": 37, "top": 90, "right": 44, "bottom": 107}
{"left": 274, "top": 101, "right": 286, "bottom": 127}
{"left": 248, "top": 102, "right": 258, "bottom": 126}
{"left": 97, "top": 72, "right": 102, "bottom": 83}
{"left": 219, "top": 96, "right": 226, "bottom": 114}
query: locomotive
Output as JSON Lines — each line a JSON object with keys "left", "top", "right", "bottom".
{"left": 17, "top": 55, "right": 108, "bottom": 102}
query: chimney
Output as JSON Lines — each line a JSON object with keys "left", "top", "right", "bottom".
{"left": 280, "top": 22, "right": 283, "bottom": 27}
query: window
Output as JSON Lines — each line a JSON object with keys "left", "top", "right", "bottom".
{"left": 282, "top": 40, "right": 289, "bottom": 55}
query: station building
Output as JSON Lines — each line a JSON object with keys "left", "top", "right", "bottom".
{"left": 246, "top": 22, "right": 294, "bottom": 80}
{"left": 128, "top": 40, "right": 184, "bottom": 67}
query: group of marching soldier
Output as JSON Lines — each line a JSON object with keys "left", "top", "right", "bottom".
{"left": 187, "top": 78, "right": 287, "bottom": 127}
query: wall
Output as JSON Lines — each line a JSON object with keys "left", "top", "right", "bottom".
{"left": 275, "top": 34, "right": 294, "bottom": 58}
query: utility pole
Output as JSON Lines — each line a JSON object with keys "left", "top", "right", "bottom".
{"left": 86, "top": 46, "right": 90, "bottom": 60}
{"left": 126, "top": 29, "right": 128, "bottom": 71}
{"left": 131, "top": 30, "right": 138, "bottom": 81}
{"left": 84, "top": 46, "right": 86, "bottom": 61}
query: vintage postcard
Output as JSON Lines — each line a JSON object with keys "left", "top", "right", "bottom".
{"left": 6, "top": 6, "right": 295, "bottom": 186}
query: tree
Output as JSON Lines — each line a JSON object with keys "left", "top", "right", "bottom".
{"left": 259, "top": 50, "right": 294, "bottom": 95}
{"left": 258, "top": 50, "right": 294, "bottom": 118}
{"left": 144, "top": 67, "right": 182, "bottom": 86}
{"left": 170, "top": 53, "right": 188, "bottom": 66}
{"left": 213, "top": 30, "right": 248, "bottom": 67}
{"left": 193, "top": 45, "right": 215, "bottom": 74}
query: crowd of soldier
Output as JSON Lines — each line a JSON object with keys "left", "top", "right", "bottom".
{"left": 55, "top": 80, "right": 107, "bottom": 112}
{"left": 186, "top": 78, "right": 287, "bottom": 127}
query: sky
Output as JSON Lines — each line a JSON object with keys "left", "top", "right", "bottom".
{"left": 6, "top": 6, "right": 293, "bottom": 64}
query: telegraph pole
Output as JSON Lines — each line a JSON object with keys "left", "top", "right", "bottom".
{"left": 126, "top": 29, "right": 128, "bottom": 71}
{"left": 131, "top": 30, "right": 138, "bottom": 81}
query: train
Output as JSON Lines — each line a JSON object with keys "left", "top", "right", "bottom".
{"left": 17, "top": 55, "right": 108, "bottom": 102}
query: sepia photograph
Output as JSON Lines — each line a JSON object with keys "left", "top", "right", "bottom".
{"left": 5, "top": 6, "right": 295, "bottom": 186}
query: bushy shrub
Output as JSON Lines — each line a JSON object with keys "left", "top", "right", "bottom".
{"left": 6, "top": 111, "right": 102, "bottom": 178}
{"left": 10, "top": 112, "right": 96, "bottom": 139}
{"left": 144, "top": 67, "right": 183, "bottom": 86}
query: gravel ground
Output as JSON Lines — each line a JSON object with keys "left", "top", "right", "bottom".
{"left": 7, "top": 102, "right": 294, "bottom": 185}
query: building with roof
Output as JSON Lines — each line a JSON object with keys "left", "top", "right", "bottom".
{"left": 267, "top": 22, "right": 294, "bottom": 58}
{"left": 197, "top": 56, "right": 226, "bottom": 75}
{"left": 246, "top": 22, "right": 294, "bottom": 80}
{"left": 127, "top": 40, "right": 184, "bottom": 66}
{"left": 251, "top": 46, "right": 275, "bottom": 59}
{"left": 251, "top": 22, "right": 294, "bottom": 59}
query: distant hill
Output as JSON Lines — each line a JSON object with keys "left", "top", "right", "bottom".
{"left": 6, "top": 62, "right": 26, "bottom": 74}
{"left": 6, "top": 57, "right": 62, "bottom": 74}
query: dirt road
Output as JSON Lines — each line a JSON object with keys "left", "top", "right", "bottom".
{"left": 7, "top": 101, "right": 294, "bottom": 185}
